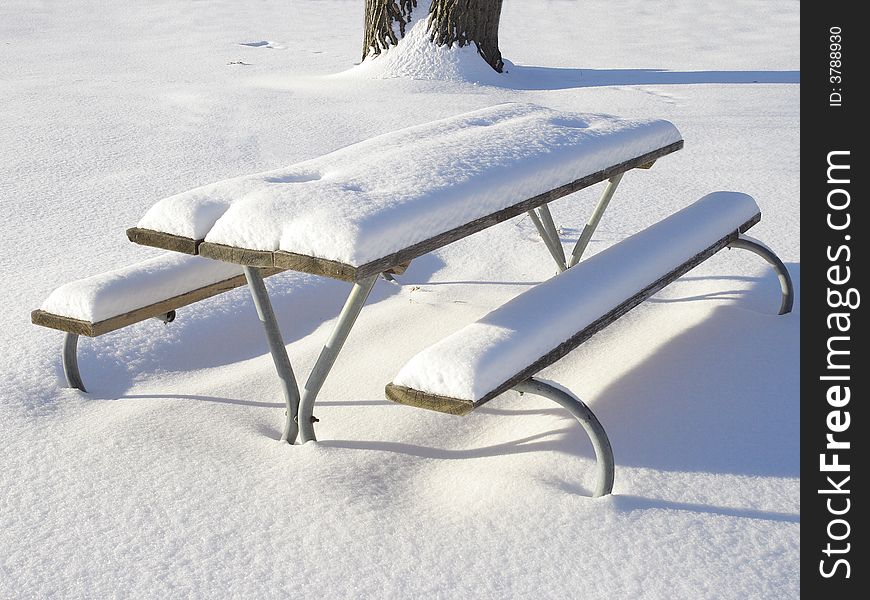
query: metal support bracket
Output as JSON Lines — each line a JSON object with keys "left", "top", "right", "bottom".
{"left": 513, "top": 378, "right": 614, "bottom": 497}
{"left": 569, "top": 173, "right": 625, "bottom": 267}
{"left": 728, "top": 234, "right": 795, "bottom": 315}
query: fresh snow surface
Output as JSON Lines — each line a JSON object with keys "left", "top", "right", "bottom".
{"left": 4, "top": 1, "right": 799, "bottom": 598}
{"left": 40, "top": 254, "right": 243, "bottom": 323}
{"left": 393, "top": 192, "right": 760, "bottom": 402}
{"left": 137, "top": 103, "right": 681, "bottom": 266}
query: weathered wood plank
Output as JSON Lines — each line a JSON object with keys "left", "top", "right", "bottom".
{"left": 31, "top": 311, "right": 96, "bottom": 337}
{"left": 31, "top": 268, "right": 284, "bottom": 337}
{"left": 272, "top": 251, "right": 358, "bottom": 282}
{"left": 198, "top": 242, "right": 275, "bottom": 268}
{"left": 128, "top": 141, "right": 683, "bottom": 282}
{"left": 126, "top": 228, "right": 201, "bottom": 255}
{"left": 384, "top": 211, "right": 760, "bottom": 414}
{"left": 384, "top": 384, "right": 475, "bottom": 415}
{"left": 385, "top": 260, "right": 412, "bottom": 275}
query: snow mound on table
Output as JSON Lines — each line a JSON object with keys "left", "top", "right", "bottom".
{"left": 40, "top": 254, "right": 243, "bottom": 323}
{"left": 392, "top": 192, "right": 761, "bottom": 402}
{"left": 342, "top": 17, "right": 506, "bottom": 84}
{"left": 136, "top": 103, "right": 682, "bottom": 267}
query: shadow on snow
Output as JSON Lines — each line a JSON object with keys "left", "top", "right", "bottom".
{"left": 68, "top": 253, "right": 447, "bottom": 397}
{"left": 87, "top": 256, "right": 798, "bottom": 493}
{"left": 497, "top": 66, "right": 800, "bottom": 91}
{"left": 327, "top": 263, "right": 800, "bottom": 485}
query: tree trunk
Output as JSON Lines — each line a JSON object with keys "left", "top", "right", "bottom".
{"left": 362, "top": 0, "right": 504, "bottom": 73}
{"left": 363, "top": 0, "right": 417, "bottom": 60}
{"left": 427, "top": 0, "right": 504, "bottom": 72}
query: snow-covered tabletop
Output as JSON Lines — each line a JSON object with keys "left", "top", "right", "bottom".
{"left": 129, "top": 103, "right": 682, "bottom": 280}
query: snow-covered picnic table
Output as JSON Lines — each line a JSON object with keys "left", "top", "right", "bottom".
{"left": 130, "top": 103, "right": 682, "bottom": 279}
{"left": 127, "top": 102, "right": 683, "bottom": 443}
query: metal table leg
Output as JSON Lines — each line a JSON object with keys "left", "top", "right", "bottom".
{"left": 243, "top": 266, "right": 302, "bottom": 443}
{"left": 297, "top": 275, "right": 379, "bottom": 443}
{"left": 537, "top": 203, "right": 567, "bottom": 268}
{"left": 569, "top": 173, "right": 625, "bottom": 267}
{"left": 527, "top": 208, "right": 567, "bottom": 272}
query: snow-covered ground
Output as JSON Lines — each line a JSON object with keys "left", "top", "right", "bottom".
{"left": 1, "top": 1, "right": 799, "bottom": 598}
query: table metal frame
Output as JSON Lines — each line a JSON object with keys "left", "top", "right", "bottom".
{"left": 241, "top": 172, "right": 643, "bottom": 443}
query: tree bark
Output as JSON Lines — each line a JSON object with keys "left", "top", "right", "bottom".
{"left": 362, "top": 0, "right": 504, "bottom": 73}
{"left": 427, "top": 0, "right": 504, "bottom": 72}
{"left": 363, "top": 0, "right": 417, "bottom": 60}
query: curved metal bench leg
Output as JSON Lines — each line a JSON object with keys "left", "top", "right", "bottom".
{"left": 63, "top": 332, "right": 86, "bottom": 392}
{"left": 59, "top": 311, "right": 175, "bottom": 394}
{"left": 513, "top": 378, "right": 614, "bottom": 497}
{"left": 728, "top": 235, "right": 794, "bottom": 315}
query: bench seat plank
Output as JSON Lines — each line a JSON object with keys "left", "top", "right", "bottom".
{"left": 129, "top": 103, "right": 683, "bottom": 281}
{"left": 32, "top": 253, "right": 281, "bottom": 337}
{"left": 386, "top": 192, "right": 761, "bottom": 413}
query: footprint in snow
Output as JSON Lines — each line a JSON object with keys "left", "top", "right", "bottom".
{"left": 239, "top": 40, "right": 285, "bottom": 49}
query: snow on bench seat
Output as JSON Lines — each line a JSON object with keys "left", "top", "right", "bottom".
{"left": 32, "top": 253, "right": 265, "bottom": 337}
{"left": 385, "top": 192, "right": 761, "bottom": 415}
{"left": 129, "top": 103, "right": 683, "bottom": 281}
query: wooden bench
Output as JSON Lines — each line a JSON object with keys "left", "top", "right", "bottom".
{"left": 31, "top": 253, "right": 282, "bottom": 391}
{"left": 385, "top": 192, "right": 794, "bottom": 497}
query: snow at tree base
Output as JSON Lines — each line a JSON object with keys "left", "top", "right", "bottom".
{"left": 1, "top": 1, "right": 799, "bottom": 598}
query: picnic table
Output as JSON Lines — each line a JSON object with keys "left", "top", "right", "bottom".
{"left": 126, "top": 102, "right": 684, "bottom": 444}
